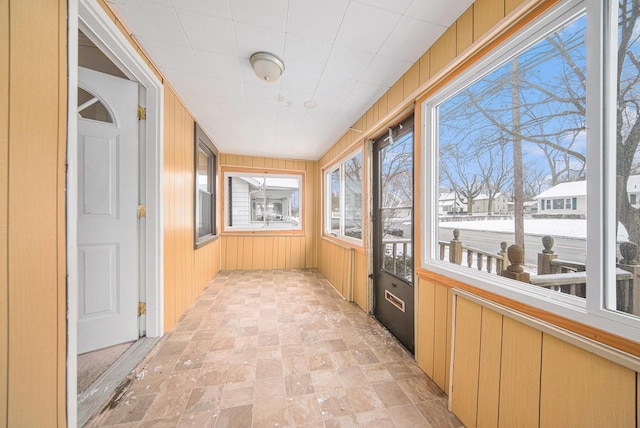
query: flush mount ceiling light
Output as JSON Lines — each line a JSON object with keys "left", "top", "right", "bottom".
{"left": 250, "top": 52, "right": 285, "bottom": 83}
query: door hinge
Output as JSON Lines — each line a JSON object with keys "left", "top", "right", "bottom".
{"left": 138, "top": 302, "right": 146, "bottom": 316}
{"left": 137, "top": 204, "right": 146, "bottom": 218}
{"left": 137, "top": 106, "right": 146, "bottom": 120}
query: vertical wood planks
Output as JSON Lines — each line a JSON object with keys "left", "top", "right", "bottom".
{"left": 416, "top": 279, "right": 436, "bottom": 378}
{"left": 6, "top": 0, "right": 65, "bottom": 424}
{"left": 432, "top": 283, "right": 450, "bottom": 389}
{"left": 450, "top": 297, "right": 482, "bottom": 427}
{"left": 474, "top": 0, "right": 505, "bottom": 41}
{"left": 539, "top": 334, "right": 636, "bottom": 427}
{"left": 498, "top": 317, "right": 541, "bottom": 428}
{"left": 0, "top": 0, "right": 9, "bottom": 421}
{"left": 477, "top": 308, "right": 503, "bottom": 428}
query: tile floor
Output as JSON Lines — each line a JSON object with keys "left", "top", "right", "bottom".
{"left": 87, "top": 269, "right": 463, "bottom": 427}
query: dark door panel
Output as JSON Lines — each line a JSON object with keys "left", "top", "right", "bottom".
{"left": 373, "top": 116, "right": 415, "bottom": 353}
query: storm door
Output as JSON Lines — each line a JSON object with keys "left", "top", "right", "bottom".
{"left": 373, "top": 116, "right": 415, "bottom": 353}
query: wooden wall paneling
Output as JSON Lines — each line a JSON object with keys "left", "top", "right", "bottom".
{"left": 444, "top": 288, "right": 453, "bottom": 392}
{"left": 253, "top": 236, "right": 266, "bottom": 270}
{"left": 252, "top": 156, "right": 265, "bottom": 168}
{"left": 8, "top": 0, "right": 62, "bottom": 423}
{"left": 177, "top": 100, "right": 186, "bottom": 310}
{"left": 56, "top": 0, "right": 68, "bottom": 417}
{"left": 450, "top": 297, "right": 482, "bottom": 427}
{"left": 539, "top": 334, "right": 635, "bottom": 427}
{"left": 264, "top": 237, "right": 275, "bottom": 269}
{"left": 163, "top": 89, "right": 176, "bottom": 329}
{"left": 474, "top": 0, "right": 505, "bottom": 41}
{"left": 242, "top": 236, "right": 253, "bottom": 269}
{"left": 505, "top": 0, "right": 526, "bottom": 15}
{"left": 416, "top": 279, "right": 436, "bottom": 377}
{"left": 477, "top": 307, "right": 503, "bottom": 428}
{"left": 498, "top": 317, "right": 541, "bottom": 428}
{"left": 637, "top": 373, "right": 640, "bottom": 428}
{"left": 419, "top": 50, "right": 431, "bottom": 85}
{"left": 404, "top": 62, "right": 420, "bottom": 98}
{"left": 0, "top": 0, "right": 9, "bottom": 421}
{"left": 457, "top": 7, "right": 475, "bottom": 54}
{"left": 277, "top": 236, "right": 287, "bottom": 269}
{"left": 432, "top": 283, "right": 449, "bottom": 389}
{"left": 430, "top": 25, "right": 457, "bottom": 76}
{"left": 354, "top": 252, "right": 367, "bottom": 310}
{"left": 388, "top": 79, "right": 403, "bottom": 110}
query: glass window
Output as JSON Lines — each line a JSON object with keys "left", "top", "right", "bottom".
{"left": 324, "top": 150, "right": 364, "bottom": 241}
{"left": 224, "top": 171, "right": 302, "bottom": 231}
{"left": 609, "top": 0, "right": 640, "bottom": 318}
{"left": 423, "top": 0, "right": 640, "bottom": 340}
{"left": 195, "top": 124, "right": 218, "bottom": 248}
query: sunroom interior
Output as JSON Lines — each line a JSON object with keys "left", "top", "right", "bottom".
{"left": 3, "top": 0, "right": 640, "bottom": 426}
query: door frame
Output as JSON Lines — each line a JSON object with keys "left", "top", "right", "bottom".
{"left": 67, "top": 0, "right": 164, "bottom": 424}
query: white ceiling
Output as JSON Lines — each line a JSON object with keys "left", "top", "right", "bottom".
{"left": 109, "top": 0, "right": 473, "bottom": 160}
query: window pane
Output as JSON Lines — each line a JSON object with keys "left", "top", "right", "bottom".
{"left": 330, "top": 168, "right": 341, "bottom": 235}
{"left": 613, "top": 1, "right": 640, "bottom": 317}
{"left": 197, "top": 148, "right": 209, "bottom": 192}
{"left": 198, "top": 190, "right": 212, "bottom": 237}
{"left": 226, "top": 173, "right": 302, "bottom": 231}
{"left": 344, "top": 153, "right": 363, "bottom": 239}
{"left": 78, "top": 87, "right": 113, "bottom": 123}
{"left": 436, "top": 14, "right": 587, "bottom": 293}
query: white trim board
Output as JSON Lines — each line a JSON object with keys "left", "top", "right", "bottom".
{"left": 68, "top": 1, "right": 165, "bottom": 426}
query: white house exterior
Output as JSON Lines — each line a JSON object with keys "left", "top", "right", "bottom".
{"left": 438, "top": 192, "right": 464, "bottom": 215}
{"left": 472, "top": 193, "right": 510, "bottom": 214}
{"left": 628, "top": 175, "right": 640, "bottom": 208}
{"left": 534, "top": 181, "right": 586, "bottom": 216}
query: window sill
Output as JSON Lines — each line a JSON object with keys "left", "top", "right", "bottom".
{"left": 195, "top": 234, "right": 219, "bottom": 249}
{"left": 321, "top": 234, "right": 365, "bottom": 254}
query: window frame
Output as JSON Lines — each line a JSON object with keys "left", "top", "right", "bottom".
{"left": 194, "top": 123, "right": 218, "bottom": 249}
{"left": 222, "top": 167, "right": 305, "bottom": 234}
{"left": 322, "top": 146, "right": 365, "bottom": 246}
{"left": 421, "top": 0, "right": 640, "bottom": 341}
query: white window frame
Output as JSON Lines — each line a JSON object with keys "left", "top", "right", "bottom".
{"left": 223, "top": 170, "right": 303, "bottom": 232}
{"left": 323, "top": 148, "right": 364, "bottom": 244}
{"left": 422, "top": 0, "right": 640, "bottom": 341}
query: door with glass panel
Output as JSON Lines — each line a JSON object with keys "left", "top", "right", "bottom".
{"left": 373, "top": 116, "right": 414, "bottom": 353}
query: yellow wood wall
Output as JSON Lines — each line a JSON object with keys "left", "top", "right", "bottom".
{"left": 450, "top": 296, "right": 637, "bottom": 428}
{"left": 218, "top": 155, "right": 317, "bottom": 271}
{"left": 1, "top": 0, "right": 68, "bottom": 425}
{"left": 163, "top": 88, "right": 220, "bottom": 331}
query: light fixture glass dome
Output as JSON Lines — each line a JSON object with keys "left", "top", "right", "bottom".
{"left": 250, "top": 52, "right": 285, "bottom": 83}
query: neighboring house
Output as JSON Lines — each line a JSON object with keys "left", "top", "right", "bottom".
{"left": 472, "top": 192, "right": 510, "bottom": 214}
{"left": 534, "top": 181, "right": 587, "bottom": 216}
{"left": 438, "top": 192, "right": 464, "bottom": 215}
{"left": 627, "top": 175, "right": 640, "bottom": 208}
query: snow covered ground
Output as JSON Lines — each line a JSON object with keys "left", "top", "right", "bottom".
{"left": 440, "top": 218, "right": 629, "bottom": 241}
{"left": 440, "top": 218, "right": 586, "bottom": 238}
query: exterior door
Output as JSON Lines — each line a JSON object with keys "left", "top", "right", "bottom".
{"left": 373, "top": 116, "right": 415, "bottom": 353}
{"left": 77, "top": 67, "right": 140, "bottom": 354}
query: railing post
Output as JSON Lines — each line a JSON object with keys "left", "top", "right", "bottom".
{"left": 618, "top": 242, "right": 640, "bottom": 315}
{"left": 537, "top": 235, "right": 558, "bottom": 275}
{"left": 498, "top": 241, "right": 508, "bottom": 273}
{"left": 501, "top": 244, "right": 530, "bottom": 283}
{"left": 450, "top": 229, "right": 462, "bottom": 265}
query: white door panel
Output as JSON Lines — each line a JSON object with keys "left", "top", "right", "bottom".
{"left": 77, "top": 67, "right": 139, "bottom": 354}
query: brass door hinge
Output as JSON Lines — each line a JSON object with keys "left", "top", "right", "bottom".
{"left": 137, "top": 204, "right": 146, "bottom": 218}
{"left": 138, "top": 302, "right": 146, "bottom": 316}
{"left": 137, "top": 106, "right": 146, "bottom": 120}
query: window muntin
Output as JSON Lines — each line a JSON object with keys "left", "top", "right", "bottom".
{"left": 324, "top": 150, "right": 363, "bottom": 242}
{"left": 195, "top": 124, "right": 218, "bottom": 248}
{"left": 423, "top": 0, "right": 640, "bottom": 339}
{"left": 224, "top": 171, "right": 302, "bottom": 231}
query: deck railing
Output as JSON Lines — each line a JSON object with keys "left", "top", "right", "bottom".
{"left": 438, "top": 229, "right": 507, "bottom": 275}
{"left": 435, "top": 229, "right": 640, "bottom": 315}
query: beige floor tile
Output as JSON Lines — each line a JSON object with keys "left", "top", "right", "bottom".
{"left": 87, "top": 269, "right": 458, "bottom": 428}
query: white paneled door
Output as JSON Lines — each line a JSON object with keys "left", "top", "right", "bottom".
{"left": 77, "top": 67, "right": 139, "bottom": 354}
